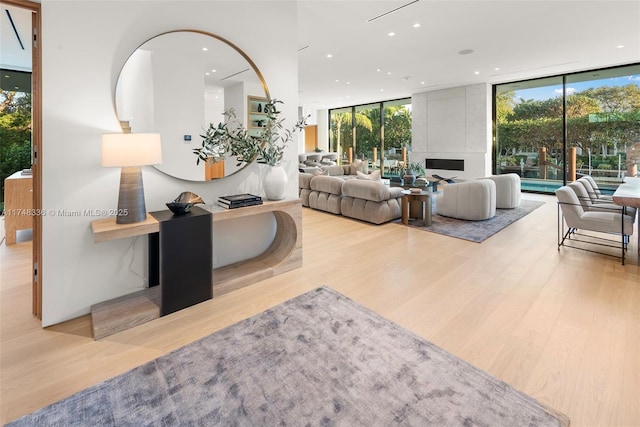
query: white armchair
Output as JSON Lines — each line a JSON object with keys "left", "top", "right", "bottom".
{"left": 438, "top": 180, "right": 496, "bottom": 221}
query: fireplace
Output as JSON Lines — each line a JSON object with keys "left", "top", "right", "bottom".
{"left": 425, "top": 158, "right": 465, "bottom": 171}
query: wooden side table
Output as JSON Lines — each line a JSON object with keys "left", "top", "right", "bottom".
{"left": 401, "top": 190, "right": 432, "bottom": 226}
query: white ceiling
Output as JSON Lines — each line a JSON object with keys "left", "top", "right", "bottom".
{"left": 2, "top": 1, "right": 639, "bottom": 107}
{"left": 0, "top": 4, "right": 31, "bottom": 72}
{"left": 297, "top": 0, "right": 640, "bottom": 110}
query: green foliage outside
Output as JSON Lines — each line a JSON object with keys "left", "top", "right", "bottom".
{"left": 496, "top": 84, "right": 640, "bottom": 177}
{"left": 329, "top": 103, "right": 412, "bottom": 165}
{"left": 1, "top": 90, "right": 32, "bottom": 211}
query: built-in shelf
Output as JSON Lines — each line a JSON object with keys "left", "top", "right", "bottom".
{"left": 247, "top": 95, "right": 269, "bottom": 136}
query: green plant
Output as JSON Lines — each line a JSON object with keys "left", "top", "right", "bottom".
{"left": 193, "top": 99, "right": 308, "bottom": 167}
{"left": 256, "top": 100, "right": 309, "bottom": 166}
{"left": 408, "top": 161, "right": 425, "bottom": 177}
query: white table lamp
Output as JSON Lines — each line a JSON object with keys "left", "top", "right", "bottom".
{"left": 102, "top": 133, "right": 162, "bottom": 224}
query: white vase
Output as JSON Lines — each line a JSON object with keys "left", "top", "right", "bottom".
{"left": 263, "top": 165, "right": 288, "bottom": 200}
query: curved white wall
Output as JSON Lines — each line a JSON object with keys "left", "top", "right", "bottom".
{"left": 40, "top": 1, "right": 298, "bottom": 326}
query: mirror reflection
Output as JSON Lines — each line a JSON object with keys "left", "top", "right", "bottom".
{"left": 115, "top": 30, "right": 269, "bottom": 181}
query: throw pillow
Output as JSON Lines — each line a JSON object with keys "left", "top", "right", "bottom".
{"left": 310, "top": 167, "right": 328, "bottom": 176}
{"left": 356, "top": 170, "right": 381, "bottom": 181}
{"left": 350, "top": 159, "right": 368, "bottom": 175}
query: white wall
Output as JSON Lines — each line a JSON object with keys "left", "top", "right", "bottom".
{"left": 40, "top": 1, "right": 298, "bottom": 326}
{"left": 411, "top": 83, "right": 492, "bottom": 179}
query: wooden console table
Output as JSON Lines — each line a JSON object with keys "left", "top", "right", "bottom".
{"left": 89, "top": 199, "right": 302, "bottom": 339}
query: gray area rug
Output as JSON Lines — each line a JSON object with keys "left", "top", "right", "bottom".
{"left": 7, "top": 286, "right": 569, "bottom": 426}
{"left": 400, "top": 199, "right": 545, "bottom": 243}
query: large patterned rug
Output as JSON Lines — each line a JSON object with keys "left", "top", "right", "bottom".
{"left": 7, "top": 286, "right": 569, "bottom": 426}
{"left": 399, "top": 199, "right": 545, "bottom": 242}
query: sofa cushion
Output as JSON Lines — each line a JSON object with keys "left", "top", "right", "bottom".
{"left": 356, "top": 170, "right": 381, "bottom": 181}
{"left": 309, "top": 192, "right": 342, "bottom": 214}
{"left": 299, "top": 173, "right": 314, "bottom": 190}
{"left": 310, "top": 175, "right": 344, "bottom": 195}
{"left": 342, "top": 179, "right": 402, "bottom": 202}
{"left": 323, "top": 165, "right": 347, "bottom": 176}
{"left": 341, "top": 197, "right": 402, "bottom": 224}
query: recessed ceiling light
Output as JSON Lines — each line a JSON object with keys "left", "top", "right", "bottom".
{"left": 459, "top": 49, "right": 474, "bottom": 55}
{"left": 413, "top": 23, "right": 420, "bottom": 28}
{"left": 380, "top": 89, "right": 385, "bottom": 92}
{"left": 376, "top": 69, "right": 381, "bottom": 72}
{"left": 202, "top": 47, "right": 208, "bottom": 52}
{"left": 335, "top": 79, "right": 339, "bottom": 83}
{"left": 494, "top": 67, "right": 500, "bottom": 71}
{"left": 387, "top": 72, "right": 392, "bottom": 75}
{"left": 617, "top": 44, "right": 625, "bottom": 49}
{"left": 205, "top": 72, "right": 210, "bottom": 76}
{"left": 211, "top": 69, "right": 217, "bottom": 73}
{"left": 326, "top": 54, "right": 333, "bottom": 58}
{"left": 346, "top": 82, "right": 351, "bottom": 85}
{"left": 421, "top": 81, "right": 425, "bottom": 85}
{"left": 388, "top": 32, "right": 396, "bottom": 37}
{"left": 474, "top": 71, "right": 480, "bottom": 75}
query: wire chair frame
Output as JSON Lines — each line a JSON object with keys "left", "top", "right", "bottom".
{"left": 556, "top": 200, "right": 632, "bottom": 265}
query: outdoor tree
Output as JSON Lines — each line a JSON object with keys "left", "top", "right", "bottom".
{"left": 1, "top": 90, "right": 32, "bottom": 209}
{"left": 330, "top": 111, "right": 372, "bottom": 160}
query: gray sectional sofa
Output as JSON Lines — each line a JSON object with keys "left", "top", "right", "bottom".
{"left": 299, "top": 165, "right": 403, "bottom": 224}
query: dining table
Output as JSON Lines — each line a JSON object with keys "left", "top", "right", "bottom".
{"left": 613, "top": 176, "right": 640, "bottom": 263}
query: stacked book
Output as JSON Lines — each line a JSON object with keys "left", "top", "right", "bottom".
{"left": 217, "top": 194, "right": 263, "bottom": 209}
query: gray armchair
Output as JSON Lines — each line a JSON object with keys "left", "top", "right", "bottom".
{"left": 556, "top": 185, "right": 634, "bottom": 265}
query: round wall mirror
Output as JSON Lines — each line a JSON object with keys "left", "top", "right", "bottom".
{"left": 115, "top": 30, "right": 270, "bottom": 181}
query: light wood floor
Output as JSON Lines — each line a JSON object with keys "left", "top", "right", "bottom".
{"left": 1, "top": 194, "right": 639, "bottom": 426}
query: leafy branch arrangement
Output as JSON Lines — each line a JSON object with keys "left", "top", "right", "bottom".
{"left": 193, "top": 99, "right": 308, "bottom": 167}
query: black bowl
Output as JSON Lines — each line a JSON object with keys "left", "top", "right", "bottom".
{"left": 166, "top": 202, "right": 194, "bottom": 215}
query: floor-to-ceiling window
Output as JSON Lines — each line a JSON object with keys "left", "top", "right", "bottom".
{"left": 383, "top": 99, "right": 412, "bottom": 174}
{"left": 354, "top": 103, "right": 379, "bottom": 166}
{"left": 494, "top": 64, "right": 640, "bottom": 193}
{"left": 329, "top": 98, "right": 411, "bottom": 176}
{"left": 329, "top": 107, "right": 352, "bottom": 164}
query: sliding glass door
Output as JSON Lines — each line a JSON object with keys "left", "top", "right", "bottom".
{"left": 566, "top": 67, "right": 640, "bottom": 190}
{"left": 494, "top": 63, "right": 640, "bottom": 193}
{"left": 330, "top": 98, "right": 411, "bottom": 176}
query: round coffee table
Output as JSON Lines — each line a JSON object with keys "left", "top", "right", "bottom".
{"left": 401, "top": 189, "right": 432, "bottom": 226}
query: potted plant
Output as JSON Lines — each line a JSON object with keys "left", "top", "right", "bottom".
{"left": 254, "top": 100, "right": 309, "bottom": 199}
{"left": 194, "top": 110, "right": 254, "bottom": 168}
{"left": 193, "top": 99, "right": 308, "bottom": 199}
{"left": 409, "top": 161, "right": 425, "bottom": 177}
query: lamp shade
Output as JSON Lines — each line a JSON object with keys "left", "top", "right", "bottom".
{"left": 102, "top": 133, "right": 163, "bottom": 167}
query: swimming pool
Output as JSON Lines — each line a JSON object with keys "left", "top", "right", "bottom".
{"left": 521, "top": 180, "right": 562, "bottom": 193}
{"left": 521, "top": 179, "right": 618, "bottom": 194}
